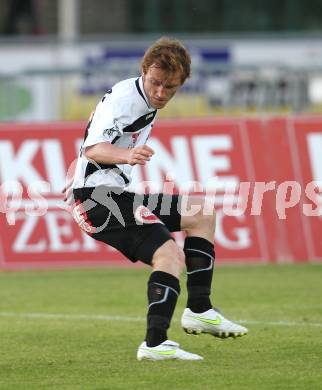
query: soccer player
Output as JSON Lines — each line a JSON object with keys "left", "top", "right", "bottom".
{"left": 66, "top": 37, "right": 247, "bottom": 361}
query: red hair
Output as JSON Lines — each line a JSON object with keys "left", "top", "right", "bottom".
{"left": 141, "top": 37, "right": 191, "bottom": 84}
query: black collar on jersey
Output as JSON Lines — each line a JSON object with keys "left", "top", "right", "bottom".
{"left": 135, "top": 77, "right": 150, "bottom": 108}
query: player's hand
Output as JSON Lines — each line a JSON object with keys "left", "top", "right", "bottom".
{"left": 127, "top": 144, "right": 154, "bottom": 165}
{"left": 61, "top": 178, "right": 74, "bottom": 205}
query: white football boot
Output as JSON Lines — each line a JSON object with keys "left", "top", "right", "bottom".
{"left": 181, "top": 308, "right": 248, "bottom": 338}
{"left": 137, "top": 340, "right": 203, "bottom": 361}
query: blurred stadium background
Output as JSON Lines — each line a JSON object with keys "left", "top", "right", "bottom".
{"left": 0, "top": 2, "right": 322, "bottom": 389}
{"left": 1, "top": 0, "right": 322, "bottom": 121}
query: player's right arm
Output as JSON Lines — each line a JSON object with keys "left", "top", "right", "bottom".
{"left": 83, "top": 81, "right": 156, "bottom": 166}
{"left": 84, "top": 142, "right": 154, "bottom": 166}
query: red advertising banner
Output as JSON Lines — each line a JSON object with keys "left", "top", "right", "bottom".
{"left": 0, "top": 117, "right": 321, "bottom": 269}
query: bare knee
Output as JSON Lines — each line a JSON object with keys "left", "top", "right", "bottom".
{"left": 151, "top": 240, "right": 185, "bottom": 278}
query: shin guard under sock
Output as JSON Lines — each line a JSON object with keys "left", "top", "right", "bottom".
{"left": 184, "top": 236, "right": 215, "bottom": 313}
{"left": 145, "top": 271, "right": 180, "bottom": 347}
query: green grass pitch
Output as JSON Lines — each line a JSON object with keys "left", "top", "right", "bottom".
{"left": 0, "top": 263, "right": 321, "bottom": 390}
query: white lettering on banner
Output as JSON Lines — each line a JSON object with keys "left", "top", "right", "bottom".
{"left": 26, "top": 181, "right": 50, "bottom": 216}
{"left": 0, "top": 141, "right": 43, "bottom": 191}
{"left": 215, "top": 210, "right": 251, "bottom": 250}
{"left": 192, "top": 135, "right": 239, "bottom": 191}
{"left": 145, "top": 137, "right": 194, "bottom": 190}
{"left": 142, "top": 135, "right": 240, "bottom": 192}
{"left": 306, "top": 134, "right": 322, "bottom": 216}
{"left": 307, "top": 133, "right": 322, "bottom": 181}
{"left": 0, "top": 139, "right": 71, "bottom": 194}
{"left": 42, "top": 140, "right": 66, "bottom": 193}
{"left": 13, "top": 212, "right": 47, "bottom": 252}
{"left": 0, "top": 181, "right": 23, "bottom": 225}
{"left": 12, "top": 211, "right": 96, "bottom": 253}
{"left": 0, "top": 133, "right": 253, "bottom": 256}
{"left": 44, "top": 211, "right": 80, "bottom": 252}
{"left": 81, "top": 230, "right": 99, "bottom": 251}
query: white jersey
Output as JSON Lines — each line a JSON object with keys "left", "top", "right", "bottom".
{"left": 72, "top": 76, "right": 157, "bottom": 189}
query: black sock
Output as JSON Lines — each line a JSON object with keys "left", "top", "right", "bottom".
{"left": 184, "top": 236, "right": 214, "bottom": 313}
{"left": 145, "top": 271, "right": 180, "bottom": 347}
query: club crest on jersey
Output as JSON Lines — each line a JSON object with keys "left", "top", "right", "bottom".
{"left": 103, "top": 119, "right": 120, "bottom": 138}
{"left": 134, "top": 205, "right": 163, "bottom": 225}
{"left": 104, "top": 127, "right": 118, "bottom": 137}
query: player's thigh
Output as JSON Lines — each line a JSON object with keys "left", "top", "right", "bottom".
{"left": 73, "top": 187, "right": 178, "bottom": 264}
{"left": 93, "top": 223, "right": 174, "bottom": 265}
{"left": 179, "top": 194, "right": 216, "bottom": 231}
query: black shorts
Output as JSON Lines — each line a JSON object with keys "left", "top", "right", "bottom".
{"left": 72, "top": 186, "right": 182, "bottom": 265}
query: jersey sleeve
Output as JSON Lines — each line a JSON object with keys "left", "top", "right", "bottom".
{"left": 82, "top": 94, "right": 125, "bottom": 149}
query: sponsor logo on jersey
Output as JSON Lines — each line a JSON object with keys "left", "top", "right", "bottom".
{"left": 145, "top": 113, "right": 154, "bottom": 120}
{"left": 134, "top": 205, "right": 164, "bottom": 225}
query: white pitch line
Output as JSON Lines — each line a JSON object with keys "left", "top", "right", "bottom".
{"left": 0, "top": 311, "right": 322, "bottom": 328}
{"left": 237, "top": 319, "right": 322, "bottom": 328}
{"left": 0, "top": 312, "right": 145, "bottom": 322}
